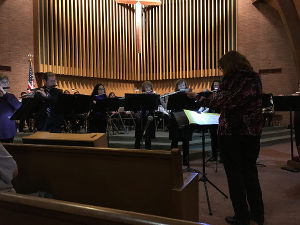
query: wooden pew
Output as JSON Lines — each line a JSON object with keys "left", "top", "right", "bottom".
{"left": 3, "top": 143, "right": 199, "bottom": 222}
{"left": 0, "top": 192, "right": 208, "bottom": 225}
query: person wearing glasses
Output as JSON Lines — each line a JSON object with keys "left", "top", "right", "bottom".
{"left": 88, "top": 83, "right": 108, "bottom": 133}
{"left": 0, "top": 75, "right": 21, "bottom": 143}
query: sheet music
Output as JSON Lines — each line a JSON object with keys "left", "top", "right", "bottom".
{"left": 184, "top": 109, "right": 220, "bottom": 125}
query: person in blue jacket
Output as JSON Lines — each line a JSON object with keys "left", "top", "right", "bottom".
{"left": 0, "top": 75, "right": 21, "bottom": 143}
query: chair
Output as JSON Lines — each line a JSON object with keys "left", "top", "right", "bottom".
{"left": 262, "top": 93, "right": 274, "bottom": 127}
{"left": 118, "top": 107, "right": 136, "bottom": 132}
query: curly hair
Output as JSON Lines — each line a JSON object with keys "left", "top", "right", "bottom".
{"left": 219, "top": 51, "right": 253, "bottom": 76}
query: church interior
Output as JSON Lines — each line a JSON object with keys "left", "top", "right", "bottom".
{"left": 0, "top": 0, "right": 300, "bottom": 224}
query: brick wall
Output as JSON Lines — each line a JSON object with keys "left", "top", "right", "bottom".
{"left": 237, "top": 1, "right": 299, "bottom": 125}
{"left": 0, "top": 0, "right": 34, "bottom": 97}
{"left": 238, "top": 1, "right": 298, "bottom": 95}
{"left": 0, "top": 0, "right": 298, "bottom": 125}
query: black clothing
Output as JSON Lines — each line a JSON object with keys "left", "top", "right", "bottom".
{"left": 134, "top": 111, "right": 155, "bottom": 150}
{"left": 0, "top": 138, "right": 14, "bottom": 143}
{"left": 88, "top": 95, "right": 108, "bottom": 133}
{"left": 34, "top": 86, "right": 64, "bottom": 132}
{"left": 220, "top": 135, "right": 264, "bottom": 224}
{"left": 209, "top": 125, "right": 219, "bottom": 160}
{"left": 168, "top": 112, "right": 193, "bottom": 164}
{"left": 295, "top": 111, "right": 300, "bottom": 147}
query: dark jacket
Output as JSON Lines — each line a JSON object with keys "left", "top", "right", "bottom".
{"left": 34, "top": 86, "right": 63, "bottom": 131}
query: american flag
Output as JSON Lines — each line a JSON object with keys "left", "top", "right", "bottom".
{"left": 27, "top": 62, "right": 35, "bottom": 91}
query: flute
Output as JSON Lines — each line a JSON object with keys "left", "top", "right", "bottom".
{"left": 160, "top": 89, "right": 191, "bottom": 98}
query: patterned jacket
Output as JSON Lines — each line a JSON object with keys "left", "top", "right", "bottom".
{"left": 199, "top": 70, "right": 263, "bottom": 136}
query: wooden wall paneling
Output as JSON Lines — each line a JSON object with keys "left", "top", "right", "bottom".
{"left": 107, "top": 0, "right": 111, "bottom": 79}
{"left": 89, "top": 0, "right": 93, "bottom": 77}
{"left": 115, "top": 2, "right": 119, "bottom": 80}
{"left": 40, "top": 0, "right": 45, "bottom": 72}
{"left": 149, "top": 8, "right": 153, "bottom": 80}
{"left": 62, "top": 0, "right": 66, "bottom": 75}
{"left": 66, "top": 0, "right": 70, "bottom": 75}
{"left": 192, "top": 1, "right": 199, "bottom": 77}
{"left": 161, "top": 0, "right": 165, "bottom": 80}
{"left": 50, "top": 0, "right": 54, "bottom": 71}
{"left": 46, "top": 0, "right": 50, "bottom": 72}
{"left": 122, "top": 6, "right": 126, "bottom": 80}
{"left": 164, "top": 0, "right": 168, "bottom": 80}
{"left": 102, "top": 0, "right": 106, "bottom": 78}
{"left": 186, "top": 0, "right": 189, "bottom": 78}
{"left": 54, "top": 0, "right": 58, "bottom": 74}
{"left": 77, "top": 0, "right": 82, "bottom": 76}
{"left": 112, "top": 1, "right": 115, "bottom": 79}
{"left": 156, "top": 7, "right": 158, "bottom": 81}
{"left": 96, "top": 0, "right": 100, "bottom": 78}
{"left": 70, "top": 0, "right": 75, "bottom": 76}
{"left": 58, "top": 0, "right": 62, "bottom": 74}
{"left": 153, "top": 8, "right": 156, "bottom": 80}
{"left": 200, "top": 0, "right": 203, "bottom": 77}
{"left": 125, "top": 3, "right": 129, "bottom": 80}
{"left": 85, "top": 0, "right": 90, "bottom": 77}
{"left": 182, "top": 0, "right": 186, "bottom": 78}
{"left": 99, "top": 0, "right": 103, "bottom": 78}
{"left": 194, "top": 1, "right": 202, "bottom": 77}
{"left": 36, "top": 0, "right": 236, "bottom": 81}
{"left": 119, "top": 5, "right": 123, "bottom": 79}
{"left": 189, "top": 0, "right": 192, "bottom": 78}
{"left": 93, "top": 0, "right": 97, "bottom": 78}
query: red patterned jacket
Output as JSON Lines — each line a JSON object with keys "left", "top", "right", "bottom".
{"left": 199, "top": 70, "right": 263, "bottom": 136}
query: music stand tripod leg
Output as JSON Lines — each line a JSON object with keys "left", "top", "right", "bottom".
{"left": 198, "top": 129, "right": 228, "bottom": 215}
{"left": 182, "top": 142, "right": 202, "bottom": 174}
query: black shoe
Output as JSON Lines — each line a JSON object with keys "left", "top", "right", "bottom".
{"left": 183, "top": 159, "right": 188, "bottom": 166}
{"left": 225, "top": 216, "right": 250, "bottom": 225}
{"left": 250, "top": 215, "right": 264, "bottom": 225}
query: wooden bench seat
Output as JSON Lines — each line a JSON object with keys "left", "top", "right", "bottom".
{"left": 0, "top": 192, "right": 207, "bottom": 225}
{"left": 3, "top": 143, "right": 199, "bottom": 221}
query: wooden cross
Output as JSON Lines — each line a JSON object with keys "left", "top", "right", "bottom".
{"left": 115, "top": 0, "right": 161, "bottom": 53}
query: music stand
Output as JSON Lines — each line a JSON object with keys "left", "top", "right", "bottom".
{"left": 179, "top": 110, "right": 228, "bottom": 215}
{"left": 273, "top": 96, "right": 300, "bottom": 171}
{"left": 124, "top": 93, "right": 160, "bottom": 149}
{"left": 57, "top": 94, "right": 92, "bottom": 115}
{"left": 56, "top": 94, "right": 92, "bottom": 133}
{"left": 11, "top": 97, "right": 40, "bottom": 121}
{"left": 167, "top": 92, "right": 200, "bottom": 111}
{"left": 94, "top": 97, "right": 125, "bottom": 144}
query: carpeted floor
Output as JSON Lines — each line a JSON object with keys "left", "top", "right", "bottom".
{"left": 190, "top": 141, "right": 300, "bottom": 225}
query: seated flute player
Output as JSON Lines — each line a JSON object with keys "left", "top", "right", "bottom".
{"left": 0, "top": 142, "right": 18, "bottom": 192}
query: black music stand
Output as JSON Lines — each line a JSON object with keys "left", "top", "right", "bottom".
{"left": 94, "top": 97, "right": 124, "bottom": 112}
{"left": 57, "top": 94, "right": 92, "bottom": 115}
{"left": 124, "top": 93, "right": 160, "bottom": 149}
{"left": 56, "top": 94, "right": 92, "bottom": 133}
{"left": 94, "top": 97, "right": 125, "bottom": 145}
{"left": 177, "top": 110, "right": 228, "bottom": 215}
{"left": 273, "top": 96, "right": 300, "bottom": 172}
{"left": 11, "top": 97, "right": 40, "bottom": 121}
{"left": 167, "top": 92, "right": 200, "bottom": 111}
